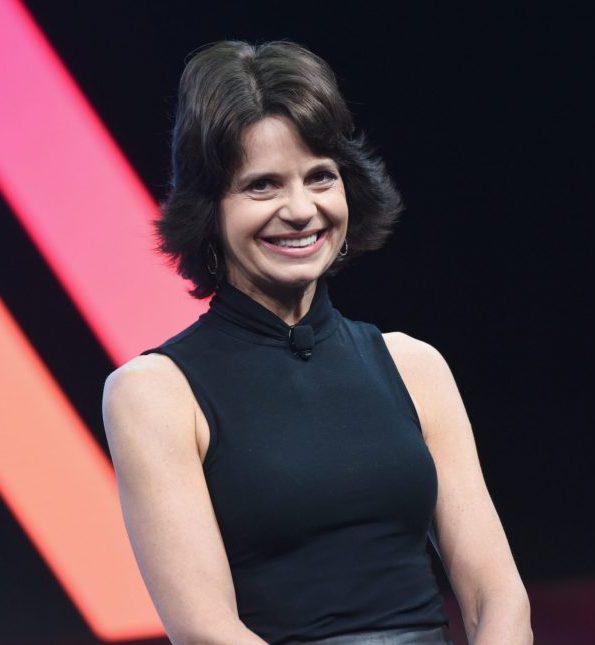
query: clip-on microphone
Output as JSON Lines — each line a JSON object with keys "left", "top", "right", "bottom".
{"left": 288, "top": 325, "right": 314, "bottom": 360}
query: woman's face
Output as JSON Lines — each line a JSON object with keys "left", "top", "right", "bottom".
{"left": 218, "top": 115, "right": 349, "bottom": 298}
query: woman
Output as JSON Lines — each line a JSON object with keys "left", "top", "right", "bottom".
{"left": 102, "top": 40, "right": 532, "bottom": 644}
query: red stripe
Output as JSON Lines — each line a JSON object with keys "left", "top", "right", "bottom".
{"left": 0, "top": 0, "right": 208, "bottom": 367}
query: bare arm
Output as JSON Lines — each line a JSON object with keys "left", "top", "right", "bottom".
{"left": 383, "top": 332, "right": 532, "bottom": 645}
{"left": 102, "top": 353, "right": 267, "bottom": 645}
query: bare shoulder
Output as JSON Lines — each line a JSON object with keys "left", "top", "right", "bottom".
{"left": 102, "top": 353, "right": 201, "bottom": 465}
{"left": 381, "top": 331, "right": 455, "bottom": 430}
{"left": 381, "top": 330, "right": 461, "bottom": 396}
{"left": 382, "top": 330, "right": 445, "bottom": 369}
{"left": 104, "top": 352, "right": 193, "bottom": 405}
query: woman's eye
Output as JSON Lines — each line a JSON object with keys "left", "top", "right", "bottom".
{"left": 247, "top": 178, "right": 274, "bottom": 192}
{"left": 310, "top": 170, "right": 337, "bottom": 184}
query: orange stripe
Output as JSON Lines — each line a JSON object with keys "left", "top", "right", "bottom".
{"left": 0, "top": 300, "right": 164, "bottom": 641}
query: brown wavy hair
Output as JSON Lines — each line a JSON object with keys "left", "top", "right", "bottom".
{"left": 153, "top": 40, "right": 404, "bottom": 298}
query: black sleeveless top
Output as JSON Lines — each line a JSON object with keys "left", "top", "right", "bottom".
{"left": 141, "top": 278, "right": 447, "bottom": 644}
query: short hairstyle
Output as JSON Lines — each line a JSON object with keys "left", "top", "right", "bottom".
{"left": 153, "top": 39, "right": 403, "bottom": 299}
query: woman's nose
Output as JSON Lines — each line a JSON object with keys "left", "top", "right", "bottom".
{"left": 280, "top": 186, "right": 318, "bottom": 225}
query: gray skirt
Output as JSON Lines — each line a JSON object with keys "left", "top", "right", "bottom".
{"left": 286, "top": 625, "right": 453, "bottom": 644}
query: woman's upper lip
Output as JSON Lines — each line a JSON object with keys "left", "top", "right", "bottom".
{"left": 261, "top": 228, "right": 326, "bottom": 240}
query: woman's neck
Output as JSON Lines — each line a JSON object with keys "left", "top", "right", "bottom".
{"left": 226, "top": 278, "right": 318, "bottom": 326}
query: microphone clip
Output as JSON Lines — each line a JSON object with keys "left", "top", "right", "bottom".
{"left": 288, "top": 324, "right": 314, "bottom": 361}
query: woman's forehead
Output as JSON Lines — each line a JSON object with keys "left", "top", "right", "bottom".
{"left": 237, "top": 115, "right": 334, "bottom": 171}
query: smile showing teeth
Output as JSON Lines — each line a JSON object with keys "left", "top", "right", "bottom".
{"left": 267, "top": 233, "right": 318, "bottom": 248}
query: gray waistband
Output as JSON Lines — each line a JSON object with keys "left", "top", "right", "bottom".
{"left": 288, "top": 625, "right": 453, "bottom": 644}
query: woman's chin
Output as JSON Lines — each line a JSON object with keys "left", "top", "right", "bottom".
{"left": 266, "top": 267, "right": 326, "bottom": 289}
{"left": 263, "top": 277, "right": 317, "bottom": 294}
{"left": 268, "top": 254, "right": 337, "bottom": 285}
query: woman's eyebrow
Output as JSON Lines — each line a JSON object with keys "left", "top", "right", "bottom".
{"left": 237, "top": 170, "right": 282, "bottom": 185}
{"left": 308, "top": 160, "right": 340, "bottom": 174}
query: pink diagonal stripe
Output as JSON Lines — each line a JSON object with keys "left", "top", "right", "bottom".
{"left": 0, "top": 0, "right": 207, "bottom": 366}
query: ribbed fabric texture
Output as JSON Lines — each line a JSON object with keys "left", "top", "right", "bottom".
{"left": 141, "top": 278, "right": 448, "bottom": 644}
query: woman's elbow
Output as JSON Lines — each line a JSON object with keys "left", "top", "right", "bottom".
{"left": 171, "top": 619, "right": 268, "bottom": 645}
{"left": 514, "top": 587, "right": 533, "bottom": 644}
{"left": 478, "top": 583, "right": 533, "bottom": 644}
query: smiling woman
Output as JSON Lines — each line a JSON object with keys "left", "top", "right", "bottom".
{"left": 218, "top": 115, "right": 349, "bottom": 317}
{"left": 152, "top": 39, "right": 402, "bottom": 303}
{"left": 102, "top": 40, "right": 531, "bottom": 645}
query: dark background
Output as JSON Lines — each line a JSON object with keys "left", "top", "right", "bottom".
{"left": 1, "top": 1, "right": 593, "bottom": 643}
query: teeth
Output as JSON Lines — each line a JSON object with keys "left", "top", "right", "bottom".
{"left": 269, "top": 233, "right": 318, "bottom": 248}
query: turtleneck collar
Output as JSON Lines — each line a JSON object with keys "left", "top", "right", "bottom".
{"left": 203, "top": 278, "right": 340, "bottom": 355}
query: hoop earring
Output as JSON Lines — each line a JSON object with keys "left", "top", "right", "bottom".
{"left": 338, "top": 239, "right": 348, "bottom": 257}
{"left": 207, "top": 243, "right": 219, "bottom": 276}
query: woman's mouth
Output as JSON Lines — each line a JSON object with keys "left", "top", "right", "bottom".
{"left": 260, "top": 230, "right": 327, "bottom": 257}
